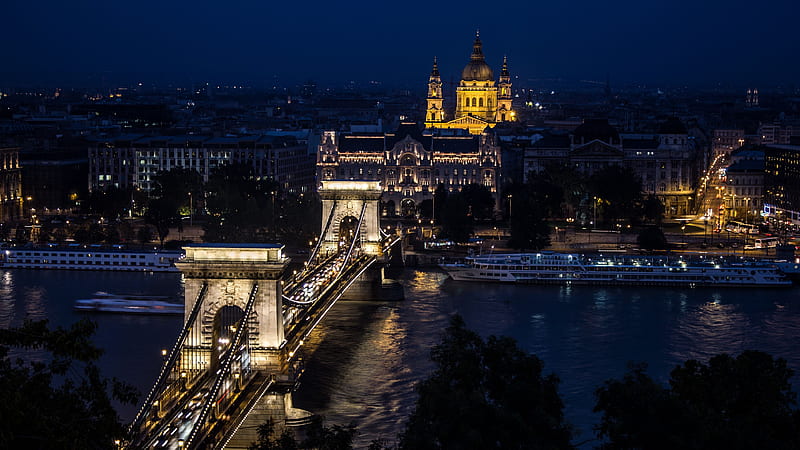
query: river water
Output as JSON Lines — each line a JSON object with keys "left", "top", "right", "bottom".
{"left": 2, "top": 268, "right": 800, "bottom": 447}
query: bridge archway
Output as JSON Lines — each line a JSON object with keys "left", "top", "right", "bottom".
{"left": 211, "top": 305, "right": 247, "bottom": 371}
{"left": 338, "top": 215, "right": 360, "bottom": 250}
{"left": 318, "top": 180, "right": 383, "bottom": 256}
{"left": 177, "top": 244, "right": 288, "bottom": 374}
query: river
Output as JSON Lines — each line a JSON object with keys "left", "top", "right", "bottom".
{"left": 2, "top": 268, "right": 799, "bottom": 447}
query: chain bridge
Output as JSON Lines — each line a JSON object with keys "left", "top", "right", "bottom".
{"left": 126, "top": 181, "right": 400, "bottom": 449}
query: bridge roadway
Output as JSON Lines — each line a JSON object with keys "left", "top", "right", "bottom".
{"left": 132, "top": 248, "right": 382, "bottom": 449}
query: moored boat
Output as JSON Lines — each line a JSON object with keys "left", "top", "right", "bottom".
{"left": 440, "top": 251, "right": 792, "bottom": 287}
{"left": 0, "top": 245, "right": 182, "bottom": 272}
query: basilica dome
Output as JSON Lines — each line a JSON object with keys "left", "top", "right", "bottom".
{"left": 461, "top": 35, "right": 494, "bottom": 81}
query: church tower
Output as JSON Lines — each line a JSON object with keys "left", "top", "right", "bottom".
{"left": 496, "top": 55, "right": 515, "bottom": 122}
{"left": 424, "top": 33, "right": 513, "bottom": 134}
{"left": 455, "top": 31, "right": 498, "bottom": 123}
{"left": 425, "top": 57, "right": 445, "bottom": 127}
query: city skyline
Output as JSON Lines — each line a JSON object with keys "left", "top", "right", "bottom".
{"left": 3, "top": 0, "right": 800, "bottom": 89}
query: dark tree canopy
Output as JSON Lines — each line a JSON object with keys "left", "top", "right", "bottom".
{"left": 637, "top": 226, "right": 668, "bottom": 250}
{"left": 459, "top": 183, "right": 495, "bottom": 220}
{"left": 400, "top": 315, "right": 573, "bottom": 450}
{"left": 642, "top": 194, "right": 665, "bottom": 225}
{"left": 438, "top": 192, "right": 473, "bottom": 243}
{"left": 0, "top": 319, "right": 138, "bottom": 449}
{"left": 249, "top": 416, "right": 358, "bottom": 450}
{"left": 507, "top": 185, "right": 552, "bottom": 251}
{"left": 595, "top": 351, "right": 800, "bottom": 450}
{"left": 588, "top": 165, "right": 643, "bottom": 226}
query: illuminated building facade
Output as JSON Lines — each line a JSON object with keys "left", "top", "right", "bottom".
{"left": 713, "top": 129, "right": 745, "bottom": 158}
{"left": 88, "top": 135, "right": 314, "bottom": 194}
{"left": 317, "top": 123, "right": 501, "bottom": 217}
{"left": 523, "top": 118, "right": 698, "bottom": 217}
{"left": 425, "top": 33, "right": 516, "bottom": 134}
{"left": 0, "top": 147, "right": 23, "bottom": 222}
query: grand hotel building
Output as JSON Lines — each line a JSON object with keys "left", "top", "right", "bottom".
{"left": 317, "top": 123, "right": 501, "bottom": 217}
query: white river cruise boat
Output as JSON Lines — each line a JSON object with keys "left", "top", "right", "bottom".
{"left": 0, "top": 245, "right": 182, "bottom": 272}
{"left": 440, "top": 251, "right": 792, "bottom": 287}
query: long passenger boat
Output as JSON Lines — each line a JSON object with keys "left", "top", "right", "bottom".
{"left": 0, "top": 245, "right": 182, "bottom": 272}
{"left": 439, "top": 251, "right": 792, "bottom": 287}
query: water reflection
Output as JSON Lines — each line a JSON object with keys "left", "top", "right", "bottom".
{"left": 0, "top": 271, "right": 14, "bottom": 328}
{"left": 24, "top": 286, "right": 47, "bottom": 321}
{"left": 297, "top": 271, "right": 800, "bottom": 448}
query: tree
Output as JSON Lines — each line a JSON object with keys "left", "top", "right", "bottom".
{"left": 249, "top": 416, "right": 358, "bottom": 450}
{"left": 595, "top": 352, "right": 800, "bottom": 450}
{"left": 14, "top": 224, "right": 28, "bottom": 244}
{"left": 203, "top": 164, "right": 278, "bottom": 242}
{"left": 643, "top": 194, "right": 665, "bottom": 225}
{"left": 507, "top": 187, "right": 551, "bottom": 251}
{"left": 588, "top": 165, "right": 643, "bottom": 227}
{"left": 137, "top": 225, "right": 154, "bottom": 244}
{"left": 151, "top": 168, "right": 204, "bottom": 215}
{"left": 637, "top": 226, "right": 668, "bottom": 250}
{"left": 400, "top": 315, "right": 573, "bottom": 449}
{"left": 438, "top": 193, "right": 472, "bottom": 243}
{"left": 535, "top": 162, "right": 585, "bottom": 218}
{"left": 145, "top": 197, "right": 180, "bottom": 246}
{"left": 0, "top": 319, "right": 138, "bottom": 448}
{"left": 83, "top": 186, "right": 132, "bottom": 219}
{"left": 460, "top": 183, "right": 495, "bottom": 220}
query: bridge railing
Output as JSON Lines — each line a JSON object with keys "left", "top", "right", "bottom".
{"left": 307, "top": 199, "right": 337, "bottom": 266}
{"left": 129, "top": 282, "right": 208, "bottom": 436}
{"left": 185, "top": 282, "right": 260, "bottom": 448}
{"left": 340, "top": 202, "right": 368, "bottom": 275}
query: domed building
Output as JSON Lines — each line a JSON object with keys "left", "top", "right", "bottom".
{"left": 425, "top": 33, "right": 516, "bottom": 135}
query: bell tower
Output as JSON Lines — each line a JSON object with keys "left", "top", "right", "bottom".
{"left": 496, "top": 55, "right": 515, "bottom": 122}
{"left": 425, "top": 57, "right": 444, "bottom": 127}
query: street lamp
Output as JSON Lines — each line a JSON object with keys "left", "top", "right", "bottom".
{"left": 743, "top": 197, "right": 751, "bottom": 225}
{"left": 188, "top": 192, "right": 193, "bottom": 227}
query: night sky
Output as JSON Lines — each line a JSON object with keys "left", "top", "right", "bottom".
{"left": 3, "top": 0, "right": 799, "bottom": 88}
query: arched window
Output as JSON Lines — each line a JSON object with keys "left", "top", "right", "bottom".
{"left": 471, "top": 98, "right": 477, "bottom": 107}
{"left": 479, "top": 98, "right": 484, "bottom": 107}
{"left": 464, "top": 97, "right": 469, "bottom": 107}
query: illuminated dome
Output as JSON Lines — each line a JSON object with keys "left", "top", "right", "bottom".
{"left": 461, "top": 34, "right": 494, "bottom": 81}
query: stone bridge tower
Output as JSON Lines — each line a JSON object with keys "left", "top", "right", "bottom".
{"left": 176, "top": 244, "right": 289, "bottom": 374}
{"left": 318, "top": 180, "right": 383, "bottom": 257}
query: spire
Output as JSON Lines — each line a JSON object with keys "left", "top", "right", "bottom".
{"left": 431, "top": 56, "right": 440, "bottom": 77}
{"left": 501, "top": 55, "right": 509, "bottom": 77}
{"left": 471, "top": 31, "right": 484, "bottom": 62}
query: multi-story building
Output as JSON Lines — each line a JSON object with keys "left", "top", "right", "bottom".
{"left": 88, "top": 135, "right": 315, "bottom": 194}
{"left": 764, "top": 144, "right": 800, "bottom": 226}
{"left": 724, "top": 158, "right": 764, "bottom": 221}
{"left": 0, "top": 147, "right": 23, "bottom": 222}
{"left": 523, "top": 118, "right": 697, "bottom": 217}
{"left": 712, "top": 129, "right": 745, "bottom": 158}
{"left": 424, "top": 33, "right": 516, "bottom": 134}
{"left": 317, "top": 122, "right": 501, "bottom": 217}
{"left": 758, "top": 123, "right": 800, "bottom": 145}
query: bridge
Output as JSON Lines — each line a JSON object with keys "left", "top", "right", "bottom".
{"left": 126, "top": 181, "right": 401, "bottom": 449}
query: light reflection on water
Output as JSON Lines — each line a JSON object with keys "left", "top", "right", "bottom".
{"left": 295, "top": 270, "right": 800, "bottom": 448}
{"left": 2, "top": 268, "right": 800, "bottom": 447}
